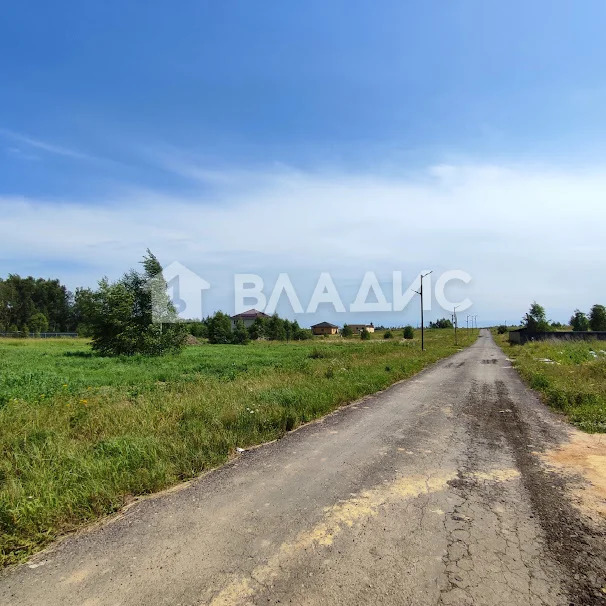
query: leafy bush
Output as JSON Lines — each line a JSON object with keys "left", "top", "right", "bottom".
{"left": 341, "top": 324, "right": 353, "bottom": 338}
{"left": 403, "top": 326, "right": 414, "bottom": 339}
{"left": 522, "top": 302, "right": 549, "bottom": 332}
{"left": 89, "top": 250, "right": 187, "bottom": 356}
{"left": 497, "top": 325, "right": 508, "bottom": 334}
{"left": 383, "top": 330, "right": 393, "bottom": 339}
{"left": 589, "top": 304, "right": 606, "bottom": 331}
{"left": 187, "top": 321, "right": 209, "bottom": 339}
{"left": 232, "top": 319, "right": 250, "bottom": 345}
{"left": 29, "top": 312, "right": 49, "bottom": 335}
{"left": 207, "top": 312, "right": 233, "bottom": 344}
{"left": 429, "top": 318, "right": 453, "bottom": 329}
{"left": 570, "top": 309, "right": 590, "bottom": 332}
{"left": 360, "top": 328, "right": 371, "bottom": 340}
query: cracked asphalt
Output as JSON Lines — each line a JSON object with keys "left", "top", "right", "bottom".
{"left": 1, "top": 330, "right": 605, "bottom": 605}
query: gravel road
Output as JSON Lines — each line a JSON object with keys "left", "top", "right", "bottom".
{"left": 2, "top": 329, "right": 605, "bottom": 605}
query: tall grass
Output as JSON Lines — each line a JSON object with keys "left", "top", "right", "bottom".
{"left": 495, "top": 333, "right": 606, "bottom": 433}
{"left": 0, "top": 332, "right": 463, "bottom": 566}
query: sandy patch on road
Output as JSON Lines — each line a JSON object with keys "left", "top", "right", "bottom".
{"left": 209, "top": 467, "right": 521, "bottom": 606}
{"left": 543, "top": 431, "right": 606, "bottom": 518}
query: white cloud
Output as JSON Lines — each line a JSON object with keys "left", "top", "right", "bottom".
{"left": 0, "top": 161, "right": 604, "bottom": 324}
{"left": 0, "top": 129, "right": 92, "bottom": 160}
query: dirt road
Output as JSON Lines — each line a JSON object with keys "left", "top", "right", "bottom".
{"left": 2, "top": 330, "right": 605, "bottom": 605}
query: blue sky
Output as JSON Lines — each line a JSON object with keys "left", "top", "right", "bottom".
{"left": 1, "top": 2, "right": 606, "bottom": 325}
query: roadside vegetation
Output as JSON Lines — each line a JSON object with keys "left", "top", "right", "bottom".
{"left": 494, "top": 301, "right": 606, "bottom": 434}
{"left": 0, "top": 329, "right": 466, "bottom": 567}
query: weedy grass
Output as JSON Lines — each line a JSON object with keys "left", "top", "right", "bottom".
{"left": 495, "top": 332, "right": 606, "bottom": 433}
{"left": 0, "top": 331, "right": 464, "bottom": 566}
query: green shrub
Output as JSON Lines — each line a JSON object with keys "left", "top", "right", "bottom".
{"left": 497, "top": 325, "right": 508, "bottom": 334}
{"left": 232, "top": 319, "right": 250, "bottom": 345}
{"left": 384, "top": 330, "right": 393, "bottom": 339}
{"left": 530, "top": 373, "right": 550, "bottom": 390}
{"left": 403, "top": 326, "right": 414, "bottom": 339}
{"left": 360, "top": 328, "right": 371, "bottom": 340}
{"left": 89, "top": 251, "right": 187, "bottom": 356}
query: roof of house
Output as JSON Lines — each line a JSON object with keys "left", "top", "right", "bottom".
{"left": 231, "top": 309, "right": 270, "bottom": 320}
{"left": 348, "top": 323, "right": 372, "bottom": 328}
{"left": 311, "top": 322, "right": 339, "bottom": 328}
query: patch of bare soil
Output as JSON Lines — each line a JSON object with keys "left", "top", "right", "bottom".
{"left": 543, "top": 431, "right": 606, "bottom": 520}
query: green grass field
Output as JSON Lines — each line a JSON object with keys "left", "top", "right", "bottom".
{"left": 0, "top": 330, "right": 468, "bottom": 567}
{"left": 495, "top": 332, "right": 606, "bottom": 433}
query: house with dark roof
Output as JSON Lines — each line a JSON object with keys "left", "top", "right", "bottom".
{"left": 231, "top": 309, "right": 270, "bottom": 329}
{"left": 310, "top": 321, "right": 339, "bottom": 336}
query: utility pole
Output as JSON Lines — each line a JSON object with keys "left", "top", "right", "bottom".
{"left": 414, "top": 271, "right": 432, "bottom": 351}
{"left": 454, "top": 305, "right": 459, "bottom": 345}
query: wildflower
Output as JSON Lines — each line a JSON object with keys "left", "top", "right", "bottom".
{"left": 62, "top": 384, "right": 68, "bottom": 388}
{"left": 79, "top": 399, "right": 88, "bottom": 405}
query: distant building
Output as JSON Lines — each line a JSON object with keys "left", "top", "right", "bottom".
{"left": 311, "top": 322, "right": 339, "bottom": 336}
{"left": 348, "top": 323, "right": 375, "bottom": 334}
{"left": 231, "top": 309, "right": 270, "bottom": 330}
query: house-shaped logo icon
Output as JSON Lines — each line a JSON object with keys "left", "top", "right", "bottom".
{"left": 150, "top": 261, "right": 210, "bottom": 322}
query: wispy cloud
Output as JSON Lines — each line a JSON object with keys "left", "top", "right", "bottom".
{"left": 0, "top": 128, "right": 92, "bottom": 160}
{"left": 0, "top": 160, "right": 604, "bottom": 324}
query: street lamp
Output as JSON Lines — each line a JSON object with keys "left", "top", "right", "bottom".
{"left": 413, "top": 271, "right": 432, "bottom": 351}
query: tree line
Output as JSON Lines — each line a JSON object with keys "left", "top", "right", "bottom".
{"left": 520, "top": 302, "right": 606, "bottom": 332}
{"left": 0, "top": 275, "right": 82, "bottom": 333}
{"left": 188, "top": 312, "right": 313, "bottom": 345}
{"left": 1, "top": 251, "right": 313, "bottom": 355}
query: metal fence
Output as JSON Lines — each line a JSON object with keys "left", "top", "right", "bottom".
{"left": 0, "top": 332, "right": 79, "bottom": 339}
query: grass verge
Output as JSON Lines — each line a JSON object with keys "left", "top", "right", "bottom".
{"left": 0, "top": 330, "right": 467, "bottom": 567}
{"left": 494, "top": 331, "right": 606, "bottom": 433}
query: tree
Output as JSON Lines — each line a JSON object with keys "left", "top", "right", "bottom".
{"left": 248, "top": 317, "right": 267, "bottom": 340}
{"left": 0, "top": 275, "right": 73, "bottom": 331}
{"left": 403, "top": 326, "right": 414, "bottom": 339}
{"left": 232, "top": 319, "right": 250, "bottom": 345}
{"left": 341, "top": 324, "right": 353, "bottom": 338}
{"left": 522, "top": 302, "right": 549, "bottom": 332}
{"left": 360, "top": 328, "right": 371, "bottom": 340}
{"left": 207, "top": 312, "right": 233, "bottom": 344}
{"left": 29, "top": 312, "right": 49, "bottom": 335}
{"left": 71, "top": 288, "right": 96, "bottom": 336}
{"left": 88, "top": 250, "right": 187, "bottom": 356}
{"left": 0, "top": 279, "right": 17, "bottom": 331}
{"left": 187, "top": 320, "right": 209, "bottom": 339}
{"left": 570, "top": 309, "right": 590, "bottom": 332}
{"left": 288, "top": 320, "right": 311, "bottom": 341}
{"left": 429, "top": 318, "right": 453, "bottom": 329}
{"left": 589, "top": 304, "right": 606, "bottom": 332}
{"left": 266, "top": 313, "right": 287, "bottom": 341}
{"left": 497, "top": 325, "right": 508, "bottom": 334}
